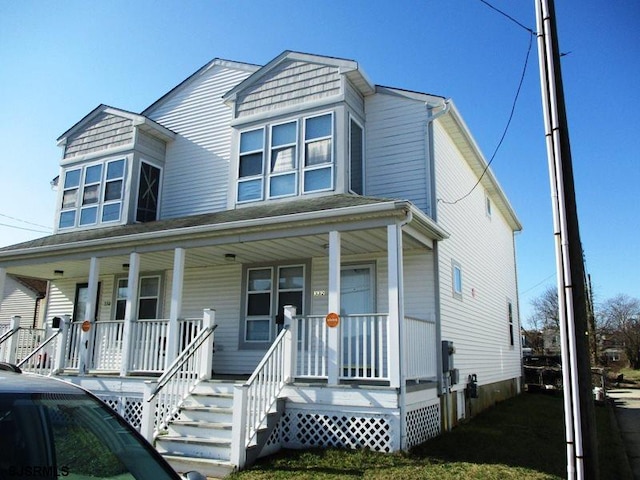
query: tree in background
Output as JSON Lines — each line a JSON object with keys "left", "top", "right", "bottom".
{"left": 529, "top": 286, "right": 560, "bottom": 330}
{"left": 599, "top": 295, "right": 640, "bottom": 369}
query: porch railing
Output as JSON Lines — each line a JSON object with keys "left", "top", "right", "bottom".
{"left": 63, "top": 317, "right": 204, "bottom": 374}
{"left": 341, "top": 314, "right": 389, "bottom": 381}
{"left": 404, "top": 315, "right": 438, "bottom": 381}
{"left": 0, "top": 317, "right": 46, "bottom": 365}
{"left": 231, "top": 306, "right": 298, "bottom": 470}
{"left": 17, "top": 329, "right": 62, "bottom": 376}
{"left": 296, "top": 313, "right": 390, "bottom": 382}
{"left": 140, "top": 309, "right": 216, "bottom": 442}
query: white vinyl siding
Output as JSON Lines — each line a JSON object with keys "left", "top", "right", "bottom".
{"left": 433, "top": 121, "right": 521, "bottom": 388}
{"left": 145, "top": 64, "right": 256, "bottom": 218}
{"left": 365, "top": 92, "right": 431, "bottom": 213}
{"left": 0, "top": 278, "right": 40, "bottom": 327}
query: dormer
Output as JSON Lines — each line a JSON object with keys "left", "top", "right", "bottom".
{"left": 222, "top": 51, "right": 375, "bottom": 208}
{"left": 54, "top": 105, "right": 175, "bottom": 232}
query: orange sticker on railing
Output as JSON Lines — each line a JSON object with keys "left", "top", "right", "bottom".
{"left": 81, "top": 320, "right": 91, "bottom": 332}
{"left": 325, "top": 312, "right": 340, "bottom": 328}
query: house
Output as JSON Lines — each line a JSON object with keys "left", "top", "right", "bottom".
{"left": 0, "top": 51, "right": 522, "bottom": 476}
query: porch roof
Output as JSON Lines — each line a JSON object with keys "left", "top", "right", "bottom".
{"left": 0, "top": 195, "right": 448, "bottom": 277}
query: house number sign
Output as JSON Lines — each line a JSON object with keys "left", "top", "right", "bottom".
{"left": 325, "top": 312, "right": 340, "bottom": 328}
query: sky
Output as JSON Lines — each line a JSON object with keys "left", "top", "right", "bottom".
{"left": 0, "top": 0, "right": 638, "bottom": 323}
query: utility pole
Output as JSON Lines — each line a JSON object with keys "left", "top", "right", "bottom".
{"left": 535, "top": 1, "right": 598, "bottom": 479}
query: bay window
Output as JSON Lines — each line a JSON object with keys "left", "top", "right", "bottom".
{"left": 58, "top": 158, "right": 125, "bottom": 229}
{"left": 236, "top": 112, "right": 334, "bottom": 203}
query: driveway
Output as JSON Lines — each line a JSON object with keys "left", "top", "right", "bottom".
{"left": 609, "top": 388, "right": 640, "bottom": 479}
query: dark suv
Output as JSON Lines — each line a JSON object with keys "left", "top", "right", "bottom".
{"left": 0, "top": 364, "right": 202, "bottom": 480}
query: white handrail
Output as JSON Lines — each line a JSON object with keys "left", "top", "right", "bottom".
{"left": 17, "top": 330, "right": 61, "bottom": 376}
{"left": 231, "top": 305, "right": 297, "bottom": 469}
{"left": 140, "top": 309, "right": 216, "bottom": 442}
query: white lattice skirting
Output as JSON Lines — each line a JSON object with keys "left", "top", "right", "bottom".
{"left": 276, "top": 408, "right": 398, "bottom": 453}
{"left": 100, "top": 395, "right": 144, "bottom": 431}
{"left": 405, "top": 399, "right": 441, "bottom": 449}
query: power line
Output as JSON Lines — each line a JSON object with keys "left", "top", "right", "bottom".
{"left": 0, "top": 212, "right": 52, "bottom": 230}
{"left": 439, "top": 30, "right": 534, "bottom": 206}
{"left": 0, "top": 221, "right": 51, "bottom": 234}
{"left": 478, "top": 0, "right": 536, "bottom": 34}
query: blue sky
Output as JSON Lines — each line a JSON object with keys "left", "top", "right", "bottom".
{"left": 0, "top": 0, "right": 638, "bottom": 322}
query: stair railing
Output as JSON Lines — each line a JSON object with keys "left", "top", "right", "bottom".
{"left": 140, "top": 309, "right": 216, "bottom": 442}
{"left": 231, "top": 305, "right": 297, "bottom": 470}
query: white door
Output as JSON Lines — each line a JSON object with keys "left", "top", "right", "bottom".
{"left": 341, "top": 265, "right": 376, "bottom": 376}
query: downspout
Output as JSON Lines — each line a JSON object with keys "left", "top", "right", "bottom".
{"left": 397, "top": 208, "right": 412, "bottom": 450}
{"left": 425, "top": 99, "right": 451, "bottom": 430}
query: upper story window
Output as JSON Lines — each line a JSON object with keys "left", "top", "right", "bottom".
{"left": 452, "top": 261, "right": 463, "bottom": 299}
{"left": 349, "top": 118, "right": 364, "bottom": 195}
{"left": 59, "top": 158, "right": 125, "bottom": 229}
{"left": 236, "top": 112, "right": 334, "bottom": 204}
{"left": 136, "top": 161, "right": 161, "bottom": 222}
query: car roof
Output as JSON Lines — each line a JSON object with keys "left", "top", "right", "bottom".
{"left": 0, "top": 370, "right": 84, "bottom": 395}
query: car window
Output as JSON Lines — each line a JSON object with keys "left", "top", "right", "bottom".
{"left": 0, "top": 393, "right": 178, "bottom": 480}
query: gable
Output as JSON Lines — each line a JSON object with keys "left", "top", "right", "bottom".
{"left": 62, "top": 111, "right": 134, "bottom": 160}
{"left": 235, "top": 59, "right": 342, "bottom": 118}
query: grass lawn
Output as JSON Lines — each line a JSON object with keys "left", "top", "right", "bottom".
{"left": 230, "top": 392, "right": 630, "bottom": 479}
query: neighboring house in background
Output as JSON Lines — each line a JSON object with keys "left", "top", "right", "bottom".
{"left": 0, "top": 275, "right": 47, "bottom": 328}
{"left": 0, "top": 51, "right": 522, "bottom": 476}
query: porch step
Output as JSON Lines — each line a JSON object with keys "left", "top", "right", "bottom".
{"left": 155, "top": 380, "right": 240, "bottom": 477}
{"left": 162, "top": 453, "right": 235, "bottom": 478}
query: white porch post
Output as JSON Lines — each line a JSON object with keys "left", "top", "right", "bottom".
{"left": 167, "top": 247, "right": 185, "bottom": 364}
{"left": 327, "top": 230, "right": 341, "bottom": 385}
{"left": 283, "top": 305, "right": 298, "bottom": 382}
{"left": 79, "top": 257, "right": 100, "bottom": 375}
{"left": 198, "top": 308, "right": 216, "bottom": 380}
{"left": 120, "top": 252, "right": 140, "bottom": 376}
{"left": 387, "top": 224, "right": 403, "bottom": 389}
{"left": 5, "top": 316, "right": 21, "bottom": 364}
{"left": 141, "top": 380, "right": 159, "bottom": 442}
{"left": 53, "top": 315, "right": 71, "bottom": 373}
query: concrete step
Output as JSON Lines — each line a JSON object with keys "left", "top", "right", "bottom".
{"left": 156, "top": 434, "right": 231, "bottom": 461}
{"left": 179, "top": 405, "right": 234, "bottom": 423}
{"left": 167, "top": 419, "right": 233, "bottom": 440}
{"left": 183, "top": 391, "right": 235, "bottom": 409}
{"left": 162, "top": 453, "right": 235, "bottom": 479}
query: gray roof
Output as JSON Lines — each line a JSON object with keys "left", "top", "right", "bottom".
{"left": 0, "top": 194, "right": 403, "bottom": 254}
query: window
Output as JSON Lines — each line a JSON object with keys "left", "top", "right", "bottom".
{"left": 486, "top": 194, "right": 492, "bottom": 218}
{"left": 269, "top": 121, "right": 298, "bottom": 198}
{"left": 238, "top": 128, "right": 265, "bottom": 202}
{"left": 303, "top": 113, "right": 333, "bottom": 193}
{"left": 452, "top": 261, "right": 463, "bottom": 298}
{"left": 508, "top": 301, "right": 514, "bottom": 347}
{"left": 236, "top": 112, "right": 334, "bottom": 203}
{"left": 138, "top": 276, "right": 161, "bottom": 319}
{"left": 349, "top": 118, "right": 364, "bottom": 195}
{"left": 137, "top": 162, "right": 161, "bottom": 222}
{"left": 115, "top": 278, "right": 128, "bottom": 320}
{"left": 58, "top": 158, "right": 125, "bottom": 229}
{"left": 243, "top": 264, "right": 305, "bottom": 344}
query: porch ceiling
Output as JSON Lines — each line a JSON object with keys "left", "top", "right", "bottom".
{"left": 3, "top": 227, "right": 429, "bottom": 281}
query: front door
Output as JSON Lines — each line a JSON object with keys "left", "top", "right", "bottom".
{"left": 341, "top": 265, "right": 376, "bottom": 376}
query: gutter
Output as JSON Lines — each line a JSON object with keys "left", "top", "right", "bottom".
{"left": 0, "top": 200, "right": 446, "bottom": 261}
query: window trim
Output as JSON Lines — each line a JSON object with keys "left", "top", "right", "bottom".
{"left": 302, "top": 112, "right": 334, "bottom": 194}
{"left": 348, "top": 116, "right": 365, "bottom": 195}
{"left": 507, "top": 299, "right": 515, "bottom": 348}
{"left": 237, "top": 126, "right": 266, "bottom": 204}
{"left": 135, "top": 160, "right": 163, "bottom": 223}
{"left": 58, "top": 157, "right": 126, "bottom": 230}
{"left": 452, "top": 261, "right": 463, "bottom": 299}
{"left": 267, "top": 120, "right": 299, "bottom": 199}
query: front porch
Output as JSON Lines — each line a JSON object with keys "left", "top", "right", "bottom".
{"left": 0, "top": 304, "right": 441, "bottom": 475}
{"left": 0, "top": 196, "right": 448, "bottom": 474}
